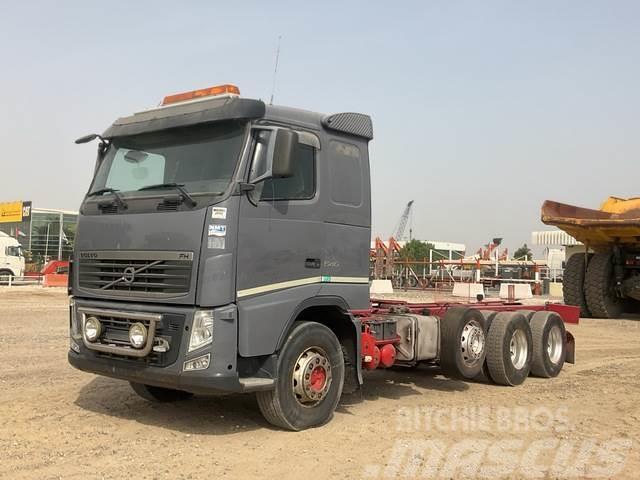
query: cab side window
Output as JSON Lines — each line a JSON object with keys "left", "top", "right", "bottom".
{"left": 260, "top": 143, "right": 316, "bottom": 201}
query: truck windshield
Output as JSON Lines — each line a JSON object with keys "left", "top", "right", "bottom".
{"left": 90, "top": 122, "right": 246, "bottom": 196}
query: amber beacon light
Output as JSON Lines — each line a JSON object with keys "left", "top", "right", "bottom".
{"left": 161, "top": 84, "right": 241, "bottom": 106}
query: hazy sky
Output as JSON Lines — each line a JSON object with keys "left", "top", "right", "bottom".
{"left": 1, "top": 1, "right": 638, "bottom": 253}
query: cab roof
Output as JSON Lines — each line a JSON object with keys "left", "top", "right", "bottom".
{"left": 103, "top": 93, "right": 372, "bottom": 140}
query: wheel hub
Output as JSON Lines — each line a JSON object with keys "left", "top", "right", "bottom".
{"left": 510, "top": 329, "right": 528, "bottom": 370}
{"left": 460, "top": 320, "right": 485, "bottom": 365}
{"left": 547, "top": 325, "right": 563, "bottom": 364}
{"left": 292, "top": 347, "right": 332, "bottom": 406}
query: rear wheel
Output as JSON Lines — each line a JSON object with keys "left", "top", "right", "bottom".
{"left": 440, "top": 307, "right": 487, "bottom": 379}
{"left": 585, "top": 252, "right": 623, "bottom": 319}
{"left": 563, "top": 253, "right": 591, "bottom": 317}
{"left": 486, "top": 312, "right": 533, "bottom": 386}
{"left": 474, "top": 310, "right": 498, "bottom": 382}
{"left": 529, "top": 312, "right": 566, "bottom": 378}
{"left": 129, "top": 382, "right": 193, "bottom": 402}
{"left": 256, "top": 321, "right": 344, "bottom": 431}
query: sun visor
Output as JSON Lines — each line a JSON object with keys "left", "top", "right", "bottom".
{"left": 103, "top": 96, "right": 266, "bottom": 138}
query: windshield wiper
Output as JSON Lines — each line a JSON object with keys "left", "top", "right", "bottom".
{"left": 138, "top": 183, "right": 197, "bottom": 207}
{"left": 87, "top": 188, "right": 128, "bottom": 209}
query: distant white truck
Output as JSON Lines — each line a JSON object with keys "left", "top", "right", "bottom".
{"left": 0, "top": 232, "right": 25, "bottom": 278}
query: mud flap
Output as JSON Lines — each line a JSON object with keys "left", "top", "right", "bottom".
{"left": 565, "top": 331, "right": 576, "bottom": 364}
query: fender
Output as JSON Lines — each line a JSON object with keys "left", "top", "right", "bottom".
{"left": 276, "top": 295, "right": 363, "bottom": 386}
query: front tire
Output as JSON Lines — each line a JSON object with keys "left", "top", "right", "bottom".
{"left": 585, "top": 252, "right": 623, "bottom": 319}
{"left": 256, "top": 321, "right": 344, "bottom": 431}
{"left": 129, "top": 382, "right": 193, "bottom": 402}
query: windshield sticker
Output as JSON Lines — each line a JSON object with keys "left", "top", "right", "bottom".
{"left": 208, "top": 237, "right": 225, "bottom": 250}
{"left": 208, "top": 224, "right": 227, "bottom": 237}
{"left": 212, "top": 207, "right": 227, "bottom": 220}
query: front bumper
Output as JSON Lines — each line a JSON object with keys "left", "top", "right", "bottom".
{"left": 68, "top": 297, "right": 258, "bottom": 395}
{"left": 68, "top": 350, "right": 246, "bottom": 394}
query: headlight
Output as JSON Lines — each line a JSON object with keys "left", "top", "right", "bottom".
{"left": 129, "top": 322, "right": 148, "bottom": 349}
{"left": 84, "top": 316, "right": 102, "bottom": 342}
{"left": 189, "top": 310, "right": 214, "bottom": 352}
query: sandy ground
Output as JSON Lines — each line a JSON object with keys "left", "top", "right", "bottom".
{"left": 1, "top": 287, "right": 639, "bottom": 479}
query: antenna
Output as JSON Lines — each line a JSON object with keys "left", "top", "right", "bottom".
{"left": 269, "top": 35, "right": 282, "bottom": 105}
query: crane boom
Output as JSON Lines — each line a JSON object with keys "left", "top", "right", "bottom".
{"left": 393, "top": 200, "right": 414, "bottom": 241}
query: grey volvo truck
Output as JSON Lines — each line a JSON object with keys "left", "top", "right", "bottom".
{"left": 69, "top": 84, "right": 574, "bottom": 430}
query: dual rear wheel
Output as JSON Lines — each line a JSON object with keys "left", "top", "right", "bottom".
{"left": 441, "top": 309, "right": 566, "bottom": 386}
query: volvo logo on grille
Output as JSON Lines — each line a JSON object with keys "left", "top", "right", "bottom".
{"left": 122, "top": 266, "right": 136, "bottom": 284}
{"left": 99, "top": 260, "right": 163, "bottom": 290}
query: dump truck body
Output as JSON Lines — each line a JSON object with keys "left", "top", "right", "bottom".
{"left": 542, "top": 197, "right": 640, "bottom": 318}
{"left": 542, "top": 197, "right": 640, "bottom": 250}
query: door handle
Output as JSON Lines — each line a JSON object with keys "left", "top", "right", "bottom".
{"left": 305, "top": 258, "right": 321, "bottom": 269}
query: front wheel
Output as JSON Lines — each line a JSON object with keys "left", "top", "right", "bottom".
{"left": 256, "top": 321, "right": 344, "bottom": 431}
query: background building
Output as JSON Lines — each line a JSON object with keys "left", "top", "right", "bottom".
{"left": 0, "top": 200, "right": 77, "bottom": 269}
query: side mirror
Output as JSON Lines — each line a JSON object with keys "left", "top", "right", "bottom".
{"left": 249, "top": 128, "right": 297, "bottom": 184}
{"left": 272, "top": 129, "right": 297, "bottom": 178}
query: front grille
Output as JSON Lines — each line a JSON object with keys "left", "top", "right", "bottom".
{"left": 86, "top": 311, "right": 184, "bottom": 367}
{"left": 78, "top": 251, "right": 193, "bottom": 297}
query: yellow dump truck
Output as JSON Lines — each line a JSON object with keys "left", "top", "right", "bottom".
{"left": 541, "top": 197, "right": 640, "bottom": 318}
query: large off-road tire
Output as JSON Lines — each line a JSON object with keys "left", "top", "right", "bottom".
{"left": 486, "top": 312, "right": 533, "bottom": 386}
{"left": 440, "top": 307, "right": 487, "bottom": 379}
{"left": 529, "top": 312, "right": 566, "bottom": 378}
{"left": 129, "top": 382, "right": 193, "bottom": 402}
{"left": 585, "top": 252, "right": 623, "bottom": 319}
{"left": 563, "top": 253, "right": 591, "bottom": 317}
{"left": 256, "top": 321, "right": 344, "bottom": 431}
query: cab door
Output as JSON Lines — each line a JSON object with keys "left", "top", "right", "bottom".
{"left": 235, "top": 127, "right": 324, "bottom": 356}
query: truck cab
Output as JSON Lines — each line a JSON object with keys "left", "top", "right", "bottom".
{"left": 68, "top": 84, "right": 373, "bottom": 429}
{"left": 0, "top": 231, "right": 25, "bottom": 278}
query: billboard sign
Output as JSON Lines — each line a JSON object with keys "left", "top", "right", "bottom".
{"left": 0, "top": 201, "right": 32, "bottom": 224}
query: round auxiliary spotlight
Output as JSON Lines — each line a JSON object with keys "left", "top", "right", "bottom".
{"left": 129, "top": 322, "right": 148, "bottom": 349}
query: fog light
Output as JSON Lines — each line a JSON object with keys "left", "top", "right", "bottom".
{"left": 184, "top": 354, "right": 210, "bottom": 372}
{"left": 70, "top": 338, "right": 80, "bottom": 353}
{"left": 129, "top": 322, "right": 148, "bottom": 348}
{"left": 84, "top": 316, "right": 102, "bottom": 342}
